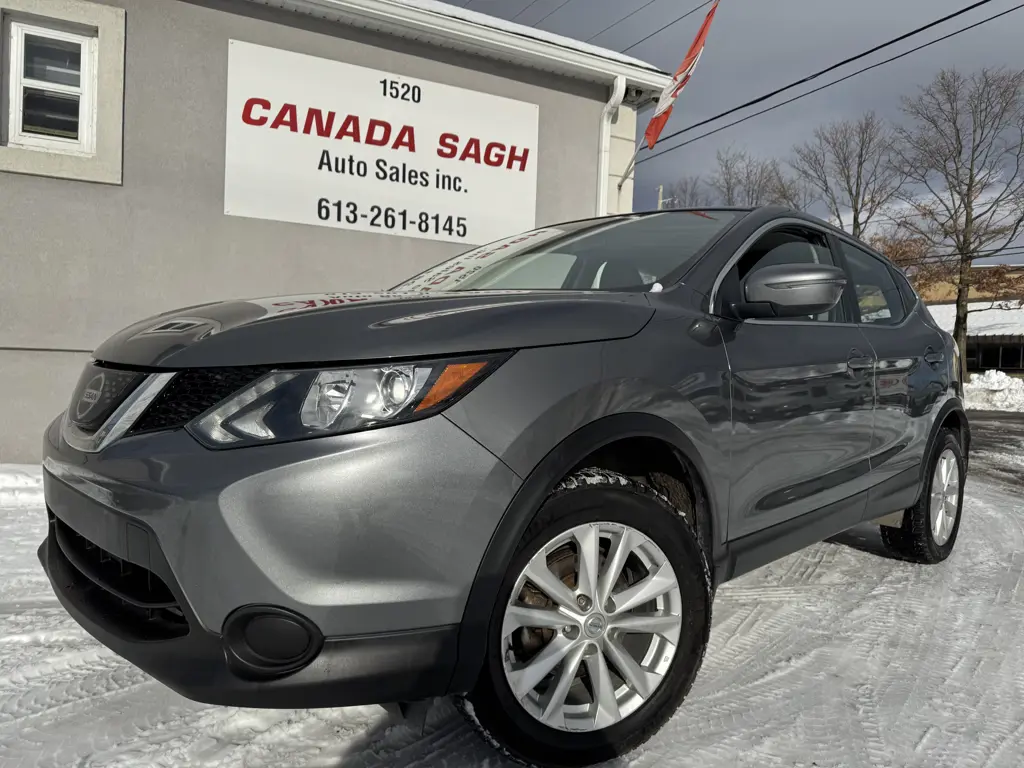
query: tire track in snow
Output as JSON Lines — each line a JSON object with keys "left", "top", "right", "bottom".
{"left": 943, "top": 493, "right": 1024, "bottom": 768}
{"left": 3, "top": 455, "right": 1024, "bottom": 767}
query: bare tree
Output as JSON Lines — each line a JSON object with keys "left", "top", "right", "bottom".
{"left": 868, "top": 229, "right": 947, "bottom": 292}
{"left": 662, "top": 175, "right": 713, "bottom": 208}
{"left": 773, "top": 172, "right": 819, "bottom": 212}
{"left": 890, "top": 67, "right": 1024, "bottom": 377}
{"left": 707, "top": 146, "right": 790, "bottom": 206}
{"left": 739, "top": 157, "right": 785, "bottom": 207}
{"left": 790, "top": 111, "right": 904, "bottom": 237}
{"left": 706, "top": 146, "right": 745, "bottom": 205}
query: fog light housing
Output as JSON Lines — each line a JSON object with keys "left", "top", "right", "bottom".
{"left": 222, "top": 605, "right": 323, "bottom": 680}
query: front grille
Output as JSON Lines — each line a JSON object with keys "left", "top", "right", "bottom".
{"left": 129, "top": 366, "right": 272, "bottom": 434}
{"left": 67, "top": 362, "right": 147, "bottom": 433}
{"left": 51, "top": 512, "right": 189, "bottom": 640}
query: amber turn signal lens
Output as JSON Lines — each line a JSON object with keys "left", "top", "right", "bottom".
{"left": 415, "top": 362, "right": 488, "bottom": 411}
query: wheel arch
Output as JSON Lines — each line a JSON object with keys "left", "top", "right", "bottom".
{"left": 920, "top": 398, "right": 971, "bottom": 494}
{"left": 446, "top": 412, "right": 718, "bottom": 695}
{"left": 933, "top": 398, "right": 970, "bottom": 457}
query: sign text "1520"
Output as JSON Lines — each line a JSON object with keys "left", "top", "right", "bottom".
{"left": 380, "top": 78, "right": 422, "bottom": 103}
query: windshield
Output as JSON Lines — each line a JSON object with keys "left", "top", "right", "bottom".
{"left": 390, "top": 210, "right": 742, "bottom": 293}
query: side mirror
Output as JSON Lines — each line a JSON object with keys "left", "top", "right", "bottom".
{"left": 732, "top": 263, "right": 847, "bottom": 320}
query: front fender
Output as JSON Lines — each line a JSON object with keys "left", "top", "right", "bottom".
{"left": 443, "top": 411, "right": 722, "bottom": 696}
{"left": 442, "top": 330, "right": 733, "bottom": 695}
{"left": 444, "top": 337, "right": 732, "bottom": 522}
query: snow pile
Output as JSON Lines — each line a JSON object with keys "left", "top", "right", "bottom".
{"left": 964, "top": 370, "right": 1024, "bottom": 412}
{"left": 0, "top": 464, "right": 43, "bottom": 508}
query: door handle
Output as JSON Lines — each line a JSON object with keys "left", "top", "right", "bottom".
{"left": 924, "top": 347, "right": 944, "bottom": 366}
{"left": 847, "top": 349, "right": 874, "bottom": 371}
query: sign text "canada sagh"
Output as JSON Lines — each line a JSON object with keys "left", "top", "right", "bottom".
{"left": 240, "top": 98, "right": 532, "bottom": 172}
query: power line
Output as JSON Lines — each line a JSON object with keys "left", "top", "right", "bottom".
{"left": 916, "top": 252, "right": 1024, "bottom": 265}
{"left": 511, "top": 0, "right": 543, "bottom": 21}
{"left": 918, "top": 246, "right": 1024, "bottom": 262}
{"left": 621, "top": 0, "right": 715, "bottom": 53}
{"left": 638, "top": 1, "right": 1024, "bottom": 165}
{"left": 640, "top": 0, "right": 1000, "bottom": 153}
{"left": 857, "top": 242, "right": 1024, "bottom": 264}
{"left": 587, "top": 0, "right": 710, "bottom": 46}
{"left": 939, "top": 243, "right": 1024, "bottom": 258}
{"left": 532, "top": 0, "right": 574, "bottom": 26}
{"left": 586, "top": 0, "right": 662, "bottom": 42}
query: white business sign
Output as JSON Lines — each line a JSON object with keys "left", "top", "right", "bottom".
{"left": 223, "top": 40, "right": 540, "bottom": 245}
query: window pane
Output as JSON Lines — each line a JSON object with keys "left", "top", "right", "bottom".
{"left": 24, "top": 34, "right": 82, "bottom": 87}
{"left": 840, "top": 242, "right": 907, "bottom": 325}
{"left": 1001, "top": 345, "right": 1023, "bottom": 370}
{"left": 22, "top": 88, "right": 80, "bottom": 139}
{"left": 478, "top": 252, "right": 578, "bottom": 289}
{"left": 390, "top": 210, "right": 742, "bottom": 292}
{"left": 980, "top": 345, "right": 1000, "bottom": 369}
{"left": 892, "top": 268, "right": 919, "bottom": 309}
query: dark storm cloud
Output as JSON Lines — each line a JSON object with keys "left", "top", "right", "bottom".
{"left": 457, "top": 0, "right": 1024, "bottom": 215}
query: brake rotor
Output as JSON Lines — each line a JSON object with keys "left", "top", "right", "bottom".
{"left": 514, "top": 543, "right": 577, "bottom": 657}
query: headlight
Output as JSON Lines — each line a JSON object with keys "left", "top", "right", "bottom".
{"left": 186, "top": 353, "right": 508, "bottom": 449}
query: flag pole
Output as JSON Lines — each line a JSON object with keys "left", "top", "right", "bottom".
{"left": 615, "top": 0, "right": 720, "bottom": 197}
{"left": 617, "top": 145, "right": 642, "bottom": 192}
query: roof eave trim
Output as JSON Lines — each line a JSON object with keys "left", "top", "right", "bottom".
{"left": 254, "top": 0, "right": 673, "bottom": 94}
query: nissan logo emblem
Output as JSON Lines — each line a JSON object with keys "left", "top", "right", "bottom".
{"left": 76, "top": 374, "right": 105, "bottom": 420}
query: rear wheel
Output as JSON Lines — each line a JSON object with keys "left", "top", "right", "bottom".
{"left": 458, "top": 469, "right": 711, "bottom": 768}
{"left": 880, "top": 428, "right": 965, "bottom": 564}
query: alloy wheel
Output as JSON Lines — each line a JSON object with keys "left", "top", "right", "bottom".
{"left": 500, "top": 522, "right": 683, "bottom": 732}
{"left": 929, "top": 448, "right": 960, "bottom": 546}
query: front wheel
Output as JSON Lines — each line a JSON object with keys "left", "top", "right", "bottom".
{"left": 459, "top": 469, "right": 712, "bottom": 768}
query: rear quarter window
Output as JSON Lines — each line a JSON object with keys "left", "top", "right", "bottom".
{"left": 891, "top": 267, "right": 920, "bottom": 313}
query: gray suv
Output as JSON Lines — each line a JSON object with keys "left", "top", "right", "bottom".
{"left": 38, "top": 206, "right": 969, "bottom": 768}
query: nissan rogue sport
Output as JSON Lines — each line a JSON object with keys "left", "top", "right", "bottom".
{"left": 39, "top": 206, "right": 969, "bottom": 767}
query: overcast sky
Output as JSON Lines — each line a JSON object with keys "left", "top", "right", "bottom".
{"left": 449, "top": 0, "right": 1024, "bottom": 234}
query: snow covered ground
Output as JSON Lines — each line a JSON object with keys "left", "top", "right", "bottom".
{"left": 2, "top": 419, "right": 1024, "bottom": 768}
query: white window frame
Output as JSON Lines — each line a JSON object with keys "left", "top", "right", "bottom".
{"left": 6, "top": 20, "right": 97, "bottom": 155}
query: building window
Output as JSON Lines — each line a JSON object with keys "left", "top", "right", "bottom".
{"left": 965, "top": 341, "right": 979, "bottom": 371}
{"left": 0, "top": 0, "right": 124, "bottom": 184}
{"left": 7, "top": 21, "right": 97, "bottom": 155}
{"left": 1001, "top": 344, "right": 1023, "bottom": 371}
{"left": 980, "top": 344, "right": 1001, "bottom": 370}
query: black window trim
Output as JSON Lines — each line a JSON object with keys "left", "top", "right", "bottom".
{"left": 832, "top": 233, "right": 917, "bottom": 331}
{"left": 707, "top": 216, "right": 860, "bottom": 327}
{"left": 890, "top": 263, "right": 922, "bottom": 315}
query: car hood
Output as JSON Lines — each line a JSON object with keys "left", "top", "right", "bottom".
{"left": 92, "top": 290, "right": 655, "bottom": 368}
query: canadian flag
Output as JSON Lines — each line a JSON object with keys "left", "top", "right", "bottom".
{"left": 643, "top": 0, "right": 721, "bottom": 150}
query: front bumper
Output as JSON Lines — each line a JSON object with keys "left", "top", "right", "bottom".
{"left": 38, "top": 515, "right": 457, "bottom": 707}
{"left": 38, "top": 412, "right": 521, "bottom": 706}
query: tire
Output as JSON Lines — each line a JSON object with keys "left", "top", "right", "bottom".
{"left": 879, "top": 428, "right": 965, "bottom": 564}
{"left": 458, "top": 469, "right": 712, "bottom": 768}
{"left": 645, "top": 470, "right": 712, "bottom": 561}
